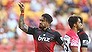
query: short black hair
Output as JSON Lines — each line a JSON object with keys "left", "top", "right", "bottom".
{"left": 42, "top": 13, "right": 53, "bottom": 24}
{"left": 68, "top": 16, "right": 80, "bottom": 28}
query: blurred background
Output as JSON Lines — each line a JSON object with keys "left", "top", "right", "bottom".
{"left": 0, "top": 0, "right": 92, "bottom": 52}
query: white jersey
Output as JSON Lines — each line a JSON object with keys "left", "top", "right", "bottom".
{"left": 63, "top": 29, "right": 80, "bottom": 52}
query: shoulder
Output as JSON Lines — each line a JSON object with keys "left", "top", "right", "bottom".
{"left": 78, "top": 30, "right": 87, "bottom": 35}
{"left": 47, "top": 28, "right": 61, "bottom": 36}
{"left": 66, "top": 29, "right": 77, "bottom": 37}
{"left": 51, "top": 29, "right": 60, "bottom": 34}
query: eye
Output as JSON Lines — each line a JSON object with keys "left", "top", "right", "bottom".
{"left": 40, "top": 19, "right": 44, "bottom": 22}
{"left": 40, "top": 19, "right": 42, "bottom": 21}
{"left": 79, "top": 21, "right": 82, "bottom": 23}
{"left": 40, "top": 19, "right": 41, "bottom": 21}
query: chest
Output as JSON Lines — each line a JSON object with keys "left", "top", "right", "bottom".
{"left": 34, "top": 31, "right": 56, "bottom": 42}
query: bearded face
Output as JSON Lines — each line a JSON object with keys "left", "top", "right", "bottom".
{"left": 39, "top": 23, "right": 46, "bottom": 30}
{"left": 76, "top": 18, "right": 83, "bottom": 30}
{"left": 39, "top": 17, "right": 49, "bottom": 30}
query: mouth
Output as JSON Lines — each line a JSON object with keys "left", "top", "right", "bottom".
{"left": 39, "top": 23, "right": 45, "bottom": 30}
{"left": 39, "top": 23, "right": 43, "bottom": 28}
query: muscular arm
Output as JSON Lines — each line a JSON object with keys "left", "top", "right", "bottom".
{"left": 78, "top": 29, "right": 89, "bottom": 52}
{"left": 81, "top": 47, "right": 87, "bottom": 52}
{"left": 55, "top": 32, "right": 63, "bottom": 46}
{"left": 19, "top": 13, "right": 28, "bottom": 33}
{"left": 18, "top": 2, "right": 28, "bottom": 33}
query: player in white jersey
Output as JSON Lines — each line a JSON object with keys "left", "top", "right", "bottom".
{"left": 63, "top": 15, "right": 82, "bottom": 52}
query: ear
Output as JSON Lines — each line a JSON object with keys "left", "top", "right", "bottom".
{"left": 74, "top": 24, "right": 77, "bottom": 27}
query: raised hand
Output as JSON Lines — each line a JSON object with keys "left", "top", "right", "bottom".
{"left": 18, "top": 2, "right": 24, "bottom": 13}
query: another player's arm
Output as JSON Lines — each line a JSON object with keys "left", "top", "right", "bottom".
{"left": 18, "top": 2, "right": 28, "bottom": 33}
{"left": 79, "top": 31, "right": 89, "bottom": 52}
{"left": 71, "top": 47, "right": 78, "bottom": 52}
{"left": 55, "top": 32, "right": 63, "bottom": 47}
{"left": 81, "top": 47, "right": 87, "bottom": 52}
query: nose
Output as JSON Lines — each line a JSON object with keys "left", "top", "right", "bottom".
{"left": 40, "top": 23, "right": 42, "bottom": 25}
{"left": 39, "top": 21, "right": 42, "bottom": 24}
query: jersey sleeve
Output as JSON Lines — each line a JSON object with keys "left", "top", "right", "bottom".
{"left": 55, "top": 32, "right": 63, "bottom": 45}
{"left": 78, "top": 31, "right": 89, "bottom": 47}
{"left": 70, "top": 36, "right": 79, "bottom": 47}
{"left": 26, "top": 27, "right": 35, "bottom": 35}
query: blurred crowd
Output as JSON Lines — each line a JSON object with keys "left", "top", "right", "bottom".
{"left": 0, "top": 0, "right": 92, "bottom": 52}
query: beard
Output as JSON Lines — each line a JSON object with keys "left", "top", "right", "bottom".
{"left": 39, "top": 23, "right": 46, "bottom": 30}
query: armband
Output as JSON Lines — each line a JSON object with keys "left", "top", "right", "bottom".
{"left": 21, "top": 13, "right": 24, "bottom": 15}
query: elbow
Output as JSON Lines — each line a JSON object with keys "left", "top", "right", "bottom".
{"left": 18, "top": 24, "right": 22, "bottom": 29}
{"left": 19, "top": 26, "right": 28, "bottom": 33}
{"left": 18, "top": 25, "right": 24, "bottom": 30}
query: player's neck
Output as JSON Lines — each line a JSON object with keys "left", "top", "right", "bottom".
{"left": 72, "top": 27, "right": 78, "bottom": 33}
{"left": 44, "top": 26, "right": 50, "bottom": 31}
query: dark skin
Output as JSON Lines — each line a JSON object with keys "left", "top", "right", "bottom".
{"left": 18, "top": 2, "right": 64, "bottom": 48}
{"left": 18, "top": 2, "right": 50, "bottom": 33}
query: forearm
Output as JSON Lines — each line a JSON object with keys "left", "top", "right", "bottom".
{"left": 18, "top": 12, "right": 28, "bottom": 32}
{"left": 71, "top": 47, "right": 78, "bottom": 52}
{"left": 81, "top": 47, "right": 88, "bottom": 52}
{"left": 18, "top": 2, "right": 29, "bottom": 33}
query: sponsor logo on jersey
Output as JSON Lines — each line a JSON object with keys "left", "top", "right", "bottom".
{"left": 38, "top": 35, "right": 50, "bottom": 42}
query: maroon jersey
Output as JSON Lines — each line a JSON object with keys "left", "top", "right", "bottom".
{"left": 26, "top": 27, "right": 63, "bottom": 52}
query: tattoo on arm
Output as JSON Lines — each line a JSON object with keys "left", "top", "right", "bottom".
{"left": 19, "top": 14, "right": 28, "bottom": 32}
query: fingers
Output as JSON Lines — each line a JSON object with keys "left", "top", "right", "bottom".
{"left": 18, "top": 2, "right": 24, "bottom": 12}
{"left": 19, "top": 2, "right": 24, "bottom": 7}
{"left": 18, "top": 3, "right": 21, "bottom": 8}
{"left": 18, "top": 2, "right": 24, "bottom": 8}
